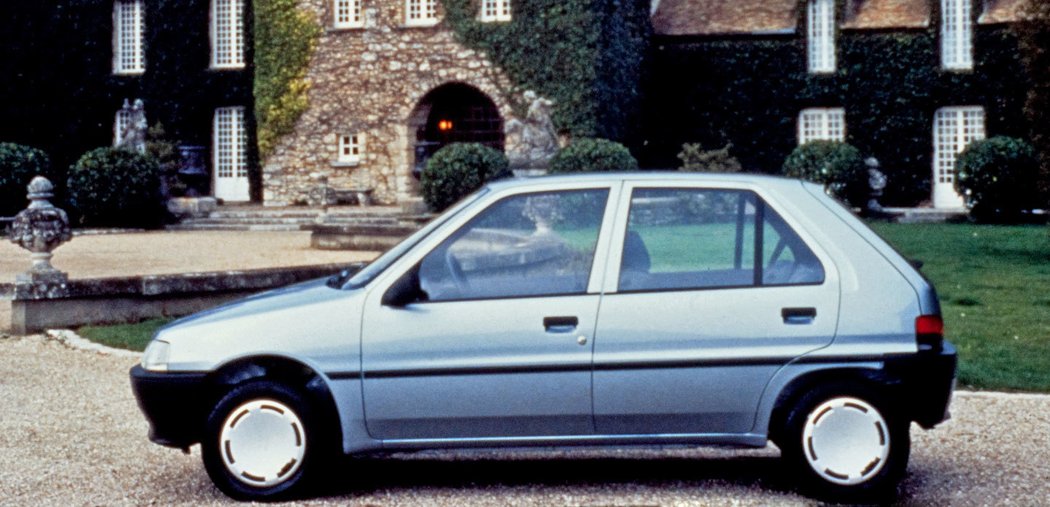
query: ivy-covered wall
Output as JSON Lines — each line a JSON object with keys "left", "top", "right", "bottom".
{"left": 254, "top": 0, "right": 320, "bottom": 161}
{"left": 639, "top": 22, "right": 1030, "bottom": 206}
{"left": 0, "top": 1, "right": 258, "bottom": 200}
{"left": 442, "top": 0, "right": 651, "bottom": 141}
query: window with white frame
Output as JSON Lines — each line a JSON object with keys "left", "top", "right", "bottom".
{"left": 798, "top": 108, "right": 846, "bottom": 144}
{"left": 807, "top": 0, "right": 835, "bottom": 73}
{"left": 334, "top": 0, "right": 364, "bottom": 28}
{"left": 113, "top": 0, "right": 145, "bottom": 74}
{"left": 211, "top": 0, "right": 245, "bottom": 69}
{"left": 114, "top": 108, "right": 132, "bottom": 146}
{"left": 337, "top": 133, "right": 364, "bottom": 164}
{"left": 941, "top": 0, "right": 973, "bottom": 70}
{"left": 214, "top": 107, "right": 249, "bottom": 179}
{"left": 405, "top": 0, "right": 438, "bottom": 26}
{"left": 480, "top": 0, "right": 511, "bottom": 22}
{"left": 933, "top": 107, "right": 984, "bottom": 189}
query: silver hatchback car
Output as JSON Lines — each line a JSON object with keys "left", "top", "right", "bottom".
{"left": 131, "top": 173, "right": 956, "bottom": 502}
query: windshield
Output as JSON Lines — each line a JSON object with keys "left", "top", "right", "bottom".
{"left": 342, "top": 188, "right": 490, "bottom": 289}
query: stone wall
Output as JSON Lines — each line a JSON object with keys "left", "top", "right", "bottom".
{"left": 263, "top": 0, "right": 520, "bottom": 206}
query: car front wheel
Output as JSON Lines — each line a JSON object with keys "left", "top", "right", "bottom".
{"left": 781, "top": 385, "right": 909, "bottom": 502}
{"left": 202, "top": 381, "right": 323, "bottom": 501}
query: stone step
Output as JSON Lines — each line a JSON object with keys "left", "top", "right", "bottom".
{"left": 177, "top": 216, "right": 402, "bottom": 226}
{"left": 166, "top": 223, "right": 307, "bottom": 232}
{"left": 208, "top": 206, "right": 402, "bottom": 219}
{"left": 167, "top": 204, "right": 418, "bottom": 232}
{"left": 884, "top": 207, "right": 967, "bottom": 224}
{"left": 207, "top": 211, "right": 401, "bottom": 220}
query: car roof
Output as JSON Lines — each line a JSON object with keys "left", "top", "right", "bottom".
{"left": 483, "top": 171, "right": 816, "bottom": 193}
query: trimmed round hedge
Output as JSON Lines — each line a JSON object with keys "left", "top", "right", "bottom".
{"left": 421, "top": 143, "right": 508, "bottom": 212}
{"left": 955, "top": 136, "right": 1041, "bottom": 222}
{"left": 0, "top": 143, "right": 52, "bottom": 216}
{"left": 548, "top": 138, "right": 639, "bottom": 174}
{"left": 67, "top": 147, "right": 165, "bottom": 227}
{"left": 782, "top": 141, "right": 867, "bottom": 207}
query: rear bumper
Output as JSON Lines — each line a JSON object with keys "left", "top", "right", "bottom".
{"left": 129, "top": 366, "right": 210, "bottom": 450}
{"left": 884, "top": 342, "right": 958, "bottom": 428}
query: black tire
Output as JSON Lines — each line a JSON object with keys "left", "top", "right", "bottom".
{"left": 779, "top": 383, "right": 909, "bottom": 503}
{"left": 201, "top": 380, "right": 328, "bottom": 501}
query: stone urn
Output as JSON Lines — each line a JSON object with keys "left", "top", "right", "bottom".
{"left": 8, "top": 176, "right": 72, "bottom": 283}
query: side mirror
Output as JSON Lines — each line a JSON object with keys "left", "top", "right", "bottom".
{"left": 382, "top": 266, "right": 425, "bottom": 307}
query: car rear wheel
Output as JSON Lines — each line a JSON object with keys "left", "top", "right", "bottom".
{"left": 202, "top": 381, "right": 324, "bottom": 501}
{"left": 780, "top": 384, "right": 909, "bottom": 502}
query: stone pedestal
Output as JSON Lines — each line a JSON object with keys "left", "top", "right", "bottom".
{"left": 167, "top": 197, "right": 218, "bottom": 218}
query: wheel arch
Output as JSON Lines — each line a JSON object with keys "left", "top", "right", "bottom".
{"left": 762, "top": 365, "right": 896, "bottom": 446}
{"left": 204, "top": 355, "right": 344, "bottom": 449}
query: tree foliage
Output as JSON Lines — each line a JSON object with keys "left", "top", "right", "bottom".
{"left": 677, "top": 142, "right": 743, "bottom": 173}
{"left": 67, "top": 147, "right": 166, "bottom": 228}
{"left": 422, "top": 143, "right": 508, "bottom": 212}
{"left": 0, "top": 143, "right": 52, "bottom": 216}
{"left": 955, "top": 136, "right": 1041, "bottom": 222}
{"left": 548, "top": 138, "right": 638, "bottom": 174}
{"left": 782, "top": 141, "right": 868, "bottom": 207}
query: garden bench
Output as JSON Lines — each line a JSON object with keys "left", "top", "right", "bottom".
{"left": 309, "top": 186, "right": 374, "bottom": 207}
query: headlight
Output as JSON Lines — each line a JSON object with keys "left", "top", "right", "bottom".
{"left": 141, "top": 340, "right": 170, "bottom": 372}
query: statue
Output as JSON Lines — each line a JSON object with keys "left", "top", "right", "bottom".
{"left": 504, "top": 90, "right": 558, "bottom": 172}
{"left": 118, "top": 98, "right": 148, "bottom": 154}
{"left": 865, "top": 157, "right": 888, "bottom": 216}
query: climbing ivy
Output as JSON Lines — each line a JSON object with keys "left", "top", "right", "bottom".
{"left": 254, "top": 0, "right": 321, "bottom": 160}
{"left": 441, "top": 0, "right": 650, "bottom": 141}
{"left": 641, "top": 21, "right": 1031, "bottom": 206}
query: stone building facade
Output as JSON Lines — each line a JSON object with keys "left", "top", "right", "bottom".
{"left": 263, "top": 0, "right": 520, "bottom": 206}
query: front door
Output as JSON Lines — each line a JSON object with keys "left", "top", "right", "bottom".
{"left": 593, "top": 186, "right": 839, "bottom": 435}
{"left": 213, "top": 106, "right": 250, "bottom": 202}
{"left": 932, "top": 106, "right": 985, "bottom": 209}
{"left": 360, "top": 188, "right": 611, "bottom": 440}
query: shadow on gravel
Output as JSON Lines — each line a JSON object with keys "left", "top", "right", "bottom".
{"left": 312, "top": 453, "right": 790, "bottom": 498}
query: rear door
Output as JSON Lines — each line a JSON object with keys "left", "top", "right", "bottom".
{"left": 592, "top": 183, "right": 840, "bottom": 435}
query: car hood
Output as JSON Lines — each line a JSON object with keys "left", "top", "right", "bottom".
{"left": 157, "top": 277, "right": 364, "bottom": 372}
{"left": 163, "top": 277, "right": 336, "bottom": 329}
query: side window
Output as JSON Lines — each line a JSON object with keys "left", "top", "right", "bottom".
{"left": 618, "top": 188, "right": 823, "bottom": 292}
{"left": 419, "top": 189, "right": 609, "bottom": 301}
{"left": 762, "top": 205, "right": 824, "bottom": 286}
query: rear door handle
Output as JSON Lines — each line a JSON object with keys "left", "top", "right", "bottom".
{"left": 782, "top": 307, "right": 816, "bottom": 324}
{"left": 543, "top": 316, "right": 578, "bottom": 333}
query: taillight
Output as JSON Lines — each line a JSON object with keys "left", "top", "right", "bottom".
{"left": 916, "top": 315, "right": 944, "bottom": 352}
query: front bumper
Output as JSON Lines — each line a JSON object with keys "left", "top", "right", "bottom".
{"left": 884, "top": 342, "right": 958, "bottom": 428}
{"left": 129, "top": 366, "right": 210, "bottom": 450}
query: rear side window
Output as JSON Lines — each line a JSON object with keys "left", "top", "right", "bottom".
{"left": 420, "top": 188, "right": 609, "bottom": 301}
{"left": 618, "top": 188, "right": 824, "bottom": 292}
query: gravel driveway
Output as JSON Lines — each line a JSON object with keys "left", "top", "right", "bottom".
{"left": 2, "top": 334, "right": 1048, "bottom": 506}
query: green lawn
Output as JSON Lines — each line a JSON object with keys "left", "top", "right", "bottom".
{"left": 77, "top": 223, "right": 1050, "bottom": 392}
{"left": 77, "top": 318, "right": 173, "bottom": 352}
{"left": 870, "top": 222, "right": 1050, "bottom": 392}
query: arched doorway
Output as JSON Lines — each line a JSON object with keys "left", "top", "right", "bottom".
{"left": 408, "top": 83, "right": 504, "bottom": 179}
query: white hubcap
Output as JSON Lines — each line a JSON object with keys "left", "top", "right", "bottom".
{"left": 219, "top": 399, "right": 306, "bottom": 487}
{"left": 802, "top": 397, "right": 890, "bottom": 485}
